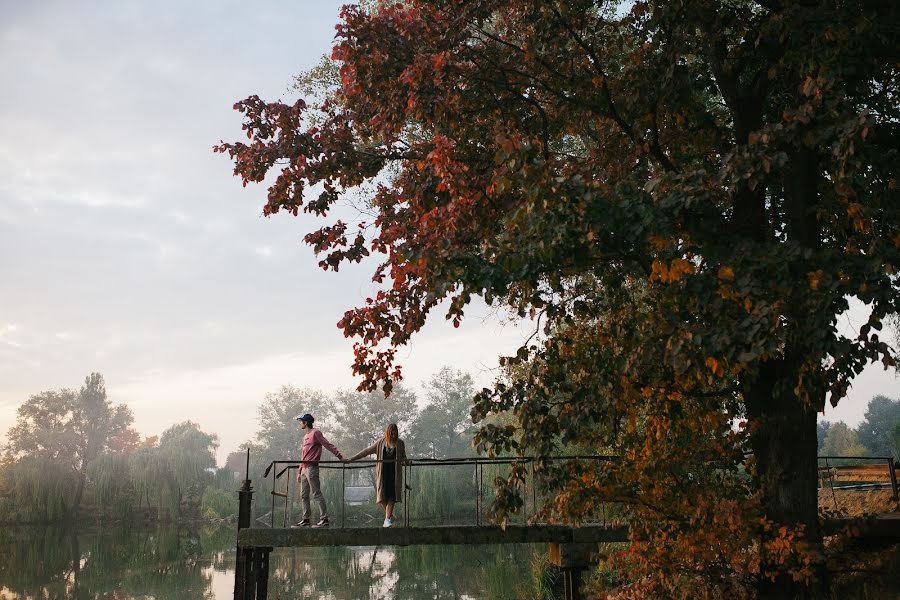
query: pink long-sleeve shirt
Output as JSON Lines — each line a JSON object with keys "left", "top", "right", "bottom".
{"left": 299, "top": 428, "right": 342, "bottom": 469}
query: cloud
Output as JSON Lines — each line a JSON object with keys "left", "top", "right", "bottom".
{"left": 0, "top": 323, "right": 20, "bottom": 347}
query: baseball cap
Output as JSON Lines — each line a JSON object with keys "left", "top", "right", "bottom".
{"left": 295, "top": 413, "right": 315, "bottom": 425}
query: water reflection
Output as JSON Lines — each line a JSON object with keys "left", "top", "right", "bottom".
{"left": 0, "top": 525, "right": 537, "bottom": 599}
{"left": 0, "top": 524, "right": 233, "bottom": 599}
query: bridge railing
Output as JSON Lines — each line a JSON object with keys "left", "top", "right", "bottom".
{"left": 816, "top": 455, "right": 899, "bottom": 504}
{"left": 256, "top": 453, "right": 897, "bottom": 528}
{"left": 261, "top": 455, "right": 622, "bottom": 529}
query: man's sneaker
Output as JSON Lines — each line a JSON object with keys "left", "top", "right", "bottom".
{"left": 291, "top": 519, "right": 310, "bottom": 528}
{"left": 313, "top": 516, "right": 329, "bottom": 527}
{"left": 383, "top": 517, "right": 392, "bottom": 528}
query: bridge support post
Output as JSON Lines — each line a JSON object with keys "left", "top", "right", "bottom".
{"left": 234, "top": 477, "right": 255, "bottom": 599}
{"left": 254, "top": 547, "right": 272, "bottom": 599}
{"left": 549, "top": 542, "right": 595, "bottom": 600}
{"left": 234, "top": 546, "right": 257, "bottom": 600}
{"left": 235, "top": 449, "right": 265, "bottom": 600}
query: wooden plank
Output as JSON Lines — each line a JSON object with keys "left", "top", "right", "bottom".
{"left": 238, "top": 524, "right": 629, "bottom": 548}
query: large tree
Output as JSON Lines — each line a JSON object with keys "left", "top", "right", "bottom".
{"left": 409, "top": 367, "right": 476, "bottom": 458}
{"left": 332, "top": 384, "right": 418, "bottom": 454}
{"left": 5, "top": 373, "right": 133, "bottom": 519}
{"left": 855, "top": 394, "right": 900, "bottom": 457}
{"left": 218, "top": 1, "right": 900, "bottom": 596}
{"left": 892, "top": 421, "right": 900, "bottom": 462}
{"left": 820, "top": 422, "right": 868, "bottom": 458}
{"left": 254, "top": 385, "right": 333, "bottom": 458}
{"left": 157, "top": 421, "right": 218, "bottom": 517}
{"left": 815, "top": 421, "right": 832, "bottom": 454}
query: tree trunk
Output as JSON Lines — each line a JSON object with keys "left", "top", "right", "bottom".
{"left": 745, "top": 359, "right": 824, "bottom": 599}
{"left": 69, "top": 471, "right": 86, "bottom": 523}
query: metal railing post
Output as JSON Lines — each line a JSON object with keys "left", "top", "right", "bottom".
{"left": 405, "top": 461, "right": 410, "bottom": 527}
{"left": 889, "top": 457, "right": 898, "bottom": 501}
{"left": 825, "top": 457, "right": 838, "bottom": 511}
{"left": 283, "top": 472, "right": 290, "bottom": 528}
{"left": 474, "top": 462, "right": 479, "bottom": 526}
{"left": 341, "top": 463, "right": 346, "bottom": 529}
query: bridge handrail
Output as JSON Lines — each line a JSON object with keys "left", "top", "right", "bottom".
{"left": 259, "top": 454, "right": 623, "bottom": 529}
{"left": 816, "top": 455, "right": 895, "bottom": 461}
{"left": 817, "top": 455, "right": 898, "bottom": 505}
{"left": 263, "top": 454, "right": 620, "bottom": 478}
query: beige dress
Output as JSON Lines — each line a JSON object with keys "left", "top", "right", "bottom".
{"left": 348, "top": 439, "right": 406, "bottom": 503}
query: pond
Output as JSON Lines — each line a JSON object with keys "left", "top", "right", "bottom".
{"left": 0, "top": 524, "right": 543, "bottom": 599}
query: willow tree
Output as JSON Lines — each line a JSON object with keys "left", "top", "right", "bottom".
{"left": 157, "top": 421, "right": 218, "bottom": 518}
{"left": 218, "top": 1, "right": 899, "bottom": 597}
{"left": 5, "top": 373, "right": 133, "bottom": 520}
{"left": 410, "top": 367, "right": 476, "bottom": 459}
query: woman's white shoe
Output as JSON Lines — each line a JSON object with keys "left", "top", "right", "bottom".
{"left": 383, "top": 518, "right": 392, "bottom": 528}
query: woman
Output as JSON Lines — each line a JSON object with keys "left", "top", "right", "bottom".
{"left": 347, "top": 423, "right": 406, "bottom": 527}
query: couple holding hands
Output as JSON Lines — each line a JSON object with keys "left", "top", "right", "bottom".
{"left": 292, "top": 413, "right": 405, "bottom": 528}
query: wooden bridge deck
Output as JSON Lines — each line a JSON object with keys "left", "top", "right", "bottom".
{"left": 238, "top": 524, "right": 630, "bottom": 548}
{"left": 238, "top": 517, "right": 900, "bottom": 549}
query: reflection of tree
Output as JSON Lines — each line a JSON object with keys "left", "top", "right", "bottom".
{"left": 0, "top": 526, "right": 77, "bottom": 599}
{"left": 263, "top": 544, "right": 536, "bottom": 600}
{"left": 82, "top": 525, "right": 233, "bottom": 599}
{"left": 0, "top": 523, "right": 538, "bottom": 599}
{"left": 0, "top": 523, "right": 235, "bottom": 600}
{"left": 393, "top": 545, "right": 534, "bottom": 600}
{"left": 268, "top": 546, "right": 386, "bottom": 599}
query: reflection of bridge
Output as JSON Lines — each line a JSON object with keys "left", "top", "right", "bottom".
{"left": 232, "top": 452, "right": 900, "bottom": 600}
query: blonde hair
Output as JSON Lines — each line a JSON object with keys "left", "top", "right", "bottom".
{"left": 384, "top": 423, "right": 399, "bottom": 445}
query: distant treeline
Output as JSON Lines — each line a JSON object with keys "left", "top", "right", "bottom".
{"left": 0, "top": 366, "right": 485, "bottom": 525}
{"left": 0, "top": 373, "right": 223, "bottom": 523}
{"left": 8, "top": 370, "right": 892, "bottom": 527}
{"left": 816, "top": 394, "right": 900, "bottom": 460}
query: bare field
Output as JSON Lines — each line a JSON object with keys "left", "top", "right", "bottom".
{"left": 818, "top": 488, "right": 900, "bottom": 517}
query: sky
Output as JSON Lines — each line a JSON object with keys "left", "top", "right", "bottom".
{"left": 0, "top": 1, "right": 896, "bottom": 466}
{"left": 0, "top": 0, "right": 528, "bottom": 464}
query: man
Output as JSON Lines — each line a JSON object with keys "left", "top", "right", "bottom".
{"left": 292, "top": 413, "right": 343, "bottom": 527}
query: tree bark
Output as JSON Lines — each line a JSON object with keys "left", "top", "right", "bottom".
{"left": 69, "top": 470, "right": 86, "bottom": 523}
{"left": 745, "top": 359, "right": 824, "bottom": 599}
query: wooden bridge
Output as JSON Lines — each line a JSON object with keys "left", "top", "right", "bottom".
{"left": 233, "top": 453, "right": 627, "bottom": 600}
{"left": 238, "top": 523, "right": 628, "bottom": 548}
